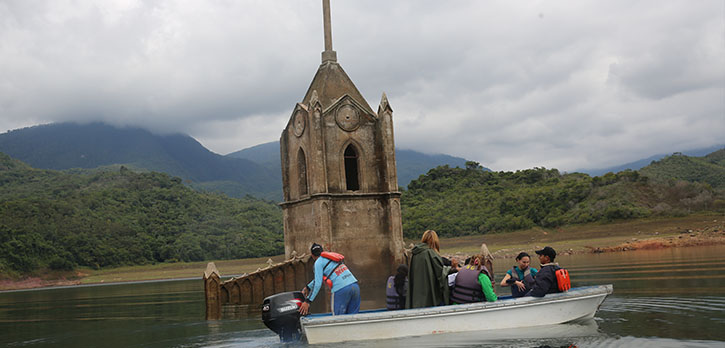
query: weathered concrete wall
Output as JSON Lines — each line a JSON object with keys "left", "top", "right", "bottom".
{"left": 203, "top": 256, "right": 329, "bottom": 320}
{"left": 281, "top": 193, "right": 404, "bottom": 285}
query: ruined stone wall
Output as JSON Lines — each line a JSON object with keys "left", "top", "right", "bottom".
{"left": 203, "top": 255, "right": 328, "bottom": 319}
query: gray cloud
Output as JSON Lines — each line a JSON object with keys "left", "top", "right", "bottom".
{"left": 1, "top": 0, "right": 723, "bottom": 171}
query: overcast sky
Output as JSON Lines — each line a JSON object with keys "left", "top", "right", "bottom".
{"left": 1, "top": 1, "right": 723, "bottom": 171}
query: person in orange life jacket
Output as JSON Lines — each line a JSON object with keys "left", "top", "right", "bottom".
{"left": 525, "top": 246, "right": 562, "bottom": 297}
{"left": 500, "top": 252, "right": 538, "bottom": 298}
{"left": 299, "top": 243, "right": 360, "bottom": 315}
{"left": 386, "top": 264, "right": 408, "bottom": 310}
{"left": 451, "top": 254, "right": 497, "bottom": 304}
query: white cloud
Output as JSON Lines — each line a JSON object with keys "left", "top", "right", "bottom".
{"left": 1, "top": 0, "right": 723, "bottom": 170}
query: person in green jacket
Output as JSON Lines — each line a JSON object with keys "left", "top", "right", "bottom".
{"left": 451, "top": 254, "right": 497, "bottom": 304}
{"left": 406, "top": 230, "right": 458, "bottom": 308}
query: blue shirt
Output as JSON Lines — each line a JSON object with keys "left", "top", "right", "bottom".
{"left": 506, "top": 266, "right": 538, "bottom": 280}
{"left": 306, "top": 256, "right": 358, "bottom": 302}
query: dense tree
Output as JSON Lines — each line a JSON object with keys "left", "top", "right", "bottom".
{"left": 0, "top": 153, "right": 283, "bottom": 276}
{"left": 401, "top": 161, "right": 724, "bottom": 239}
{"left": 2, "top": 148, "right": 723, "bottom": 276}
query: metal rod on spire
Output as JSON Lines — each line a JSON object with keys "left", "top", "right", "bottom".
{"left": 321, "top": 0, "right": 337, "bottom": 62}
{"left": 323, "top": 0, "right": 332, "bottom": 51}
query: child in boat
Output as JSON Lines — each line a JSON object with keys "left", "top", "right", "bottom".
{"left": 451, "top": 254, "right": 497, "bottom": 304}
{"left": 386, "top": 264, "right": 408, "bottom": 310}
{"left": 500, "top": 252, "right": 538, "bottom": 298}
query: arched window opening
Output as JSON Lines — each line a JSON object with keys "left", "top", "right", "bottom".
{"left": 297, "top": 148, "right": 308, "bottom": 196}
{"left": 344, "top": 144, "right": 360, "bottom": 191}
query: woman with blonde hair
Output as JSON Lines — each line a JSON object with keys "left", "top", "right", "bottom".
{"left": 407, "top": 230, "right": 452, "bottom": 308}
{"left": 421, "top": 229, "right": 440, "bottom": 252}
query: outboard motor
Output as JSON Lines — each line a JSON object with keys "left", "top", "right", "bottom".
{"left": 261, "top": 291, "right": 305, "bottom": 342}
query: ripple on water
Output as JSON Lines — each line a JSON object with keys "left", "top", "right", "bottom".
{"left": 572, "top": 336, "right": 724, "bottom": 348}
{"left": 601, "top": 296, "right": 725, "bottom": 316}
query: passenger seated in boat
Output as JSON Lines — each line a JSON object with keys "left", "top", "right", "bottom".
{"left": 500, "top": 252, "right": 538, "bottom": 298}
{"left": 526, "top": 246, "right": 562, "bottom": 297}
{"left": 386, "top": 264, "right": 408, "bottom": 310}
{"left": 463, "top": 243, "right": 495, "bottom": 283}
{"left": 451, "top": 254, "right": 497, "bottom": 304}
{"left": 407, "top": 230, "right": 459, "bottom": 308}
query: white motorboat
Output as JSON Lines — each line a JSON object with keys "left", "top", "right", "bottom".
{"left": 299, "top": 285, "right": 612, "bottom": 344}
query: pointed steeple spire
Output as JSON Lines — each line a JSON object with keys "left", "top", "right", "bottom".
{"left": 321, "top": 0, "right": 337, "bottom": 63}
{"left": 378, "top": 92, "right": 393, "bottom": 114}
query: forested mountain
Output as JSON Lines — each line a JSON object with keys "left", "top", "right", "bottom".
{"left": 0, "top": 152, "right": 283, "bottom": 276}
{"left": 227, "top": 141, "right": 280, "bottom": 171}
{"left": 0, "top": 123, "right": 282, "bottom": 199}
{"left": 400, "top": 153, "right": 725, "bottom": 239}
{"left": 640, "top": 149, "right": 725, "bottom": 188}
{"left": 2, "top": 146, "right": 722, "bottom": 276}
{"left": 227, "top": 141, "right": 475, "bottom": 188}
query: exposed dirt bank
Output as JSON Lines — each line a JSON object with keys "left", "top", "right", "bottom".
{"left": 0, "top": 274, "right": 83, "bottom": 291}
{"left": 587, "top": 227, "right": 725, "bottom": 253}
{"left": 439, "top": 214, "right": 724, "bottom": 260}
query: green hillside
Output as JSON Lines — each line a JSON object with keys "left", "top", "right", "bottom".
{"left": 0, "top": 152, "right": 283, "bottom": 276}
{"left": 639, "top": 149, "right": 725, "bottom": 188}
{"left": 3, "top": 146, "right": 722, "bottom": 277}
{"left": 400, "top": 157, "right": 725, "bottom": 239}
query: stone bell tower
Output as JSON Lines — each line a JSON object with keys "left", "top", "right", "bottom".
{"left": 279, "top": 0, "right": 405, "bottom": 285}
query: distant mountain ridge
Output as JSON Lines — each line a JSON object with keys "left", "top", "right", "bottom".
{"left": 226, "top": 141, "right": 478, "bottom": 188}
{"left": 577, "top": 144, "right": 725, "bottom": 176}
{"left": 0, "top": 123, "right": 478, "bottom": 199}
{"left": 0, "top": 123, "right": 281, "bottom": 199}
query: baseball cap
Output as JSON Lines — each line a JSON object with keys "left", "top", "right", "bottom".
{"left": 535, "top": 246, "right": 556, "bottom": 260}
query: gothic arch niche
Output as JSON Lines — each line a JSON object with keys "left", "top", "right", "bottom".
{"left": 297, "top": 148, "right": 308, "bottom": 196}
{"left": 343, "top": 143, "right": 360, "bottom": 191}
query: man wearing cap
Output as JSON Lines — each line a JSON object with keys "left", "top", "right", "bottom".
{"left": 526, "top": 246, "right": 562, "bottom": 297}
{"left": 298, "top": 243, "right": 360, "bottom": 316}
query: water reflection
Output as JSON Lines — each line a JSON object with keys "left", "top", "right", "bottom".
{"left": 1, "top": 246, "right": 724, "bottom": 347}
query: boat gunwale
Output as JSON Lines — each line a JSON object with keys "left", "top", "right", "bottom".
{"left": 301, "top": 284, "right": 613, "bottom": 328}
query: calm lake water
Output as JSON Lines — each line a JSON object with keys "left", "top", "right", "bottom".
{"left": 1, "top": 245, "right": 724, "bottom": 347}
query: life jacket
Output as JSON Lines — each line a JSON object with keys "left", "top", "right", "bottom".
{"left": 451, "top": 265, "right": 492, "bottom": 304}
{"left": 555, "top": 268, "right": 571, "bottom": 291}
{"left": 385, "top": 276, "right": 406, "bottom": 310}
{"left": 510, "top": 266, "right": 536, "bottom": 298}
{"left": 320, "top": 252, "right": 345, "bottom": 288}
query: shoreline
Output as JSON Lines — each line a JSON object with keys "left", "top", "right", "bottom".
{"left": 2, "top": 214, "right": 723, "bottom": 292}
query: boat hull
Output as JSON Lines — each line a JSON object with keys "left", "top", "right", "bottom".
{"left": 301, "top": 285, "right": 612, "bottom": 344}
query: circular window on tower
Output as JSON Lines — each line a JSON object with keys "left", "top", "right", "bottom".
{"left": 293, "top": 110, "right": 306, "bottom": 137}
{"left": 335, "top": 104, "right": 360, "bottom": 132}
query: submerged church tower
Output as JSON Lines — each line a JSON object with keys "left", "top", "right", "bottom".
{"left": 280, "top": 0, "right": 405, "bottom": 285}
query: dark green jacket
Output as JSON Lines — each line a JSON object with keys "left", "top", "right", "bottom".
{"left": 406, "top": 243, "right": 450, "bottom": 308}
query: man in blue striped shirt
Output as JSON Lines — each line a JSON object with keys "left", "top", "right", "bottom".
{"left": 298, "top": 243, "right": 360, "bottom": 315}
